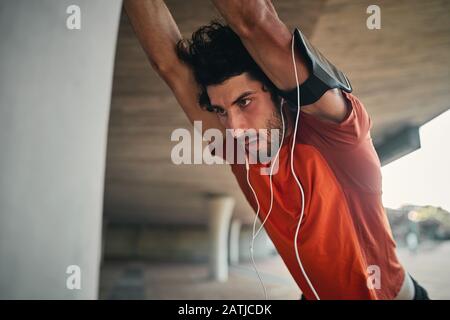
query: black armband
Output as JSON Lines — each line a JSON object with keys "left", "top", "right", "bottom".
{"left": 278, "top": 27, "right": 352, "bottom": 109}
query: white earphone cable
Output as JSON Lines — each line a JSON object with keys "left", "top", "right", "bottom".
{"left": 290, "top": 32, "right": 320, "bottom": 300}
{"left": 245, "top": 31, "right": 320, "bottom": 300}
{"left": 246, "top": 100, "right": 286, "bottom": 300}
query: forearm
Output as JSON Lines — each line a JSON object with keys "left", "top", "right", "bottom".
{"left": 124, "top": 0, "right": 223, "bottom": 133}
{"left": 211, "top": 0, "right": 309, "bottom": 90}
{"left": 211, "top": 0, "right": 278, "bottom": 37}
{"left": 124, "top": 0, "right": 182, "bottom": 76}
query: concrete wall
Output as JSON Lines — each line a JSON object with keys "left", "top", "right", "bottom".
{"left": 105, "top": 225, "right": 210, "bottom": 262}
{"left": 0, "top": 0, "right": 122, "bottom": 299}
{"left": 103, "top": 224, "right": 276, "bottom": 263}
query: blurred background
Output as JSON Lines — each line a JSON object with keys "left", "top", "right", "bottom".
{"left": 0, "top": 0, "right": 449, "bottom": 299}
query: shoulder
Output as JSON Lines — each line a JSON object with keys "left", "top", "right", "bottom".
{"left": 301, "top": 89, "right": 352, "bottom": 124}
{"left": 295, "top": 90, "right": 372, "bottom": 148}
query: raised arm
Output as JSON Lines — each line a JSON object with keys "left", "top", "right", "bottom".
{"left": 124, "top": 0, "right": 223, "bottom": 133}
{"left": 211, "top": 0, "right": 349, "bottom": 123}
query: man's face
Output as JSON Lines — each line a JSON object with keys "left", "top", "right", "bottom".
{"left": 206, "top": 73, "right": 283, "bottom": 156}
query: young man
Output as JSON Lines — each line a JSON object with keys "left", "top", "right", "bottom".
{"left": 124, "top": 0, "right": 429, "bottom": 300}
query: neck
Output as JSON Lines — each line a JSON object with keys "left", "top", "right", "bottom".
{"left": 282, "top": 105, "right": 296, "bottom": 142}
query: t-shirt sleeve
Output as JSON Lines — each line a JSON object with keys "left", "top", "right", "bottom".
{"left": 297, "top": 91, "right": 372, "bottom": 149}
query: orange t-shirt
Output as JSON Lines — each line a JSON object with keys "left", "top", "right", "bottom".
{"left": 211, "top": 91, "right": 404, "bottom": 299}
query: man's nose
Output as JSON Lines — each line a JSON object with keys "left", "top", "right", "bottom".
{"left": 227, "top": 109, "right": 248, "bottom": 137}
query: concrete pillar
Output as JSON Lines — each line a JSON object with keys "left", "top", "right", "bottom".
{"left": 206, "top": 194, "right": 235, "bottom": 282}
{"left": 0, "top": 0, "right": 122, "bottom": 299}
{"left": 229, "top": 219, "right": 242, "bottom": 265}
{"left": 101, "top": 218, "right": 109, "bottom": 267}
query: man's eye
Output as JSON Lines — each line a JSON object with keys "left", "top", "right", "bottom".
{"left": 215, "top": 107, "right": 227, "bottom": 116}
{"left": 239, "top": 98, "right": 251, "bottom": 108}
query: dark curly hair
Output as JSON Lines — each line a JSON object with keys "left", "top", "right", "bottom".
{"left": 176, "top": 21, "right": 280, "bottom": 112}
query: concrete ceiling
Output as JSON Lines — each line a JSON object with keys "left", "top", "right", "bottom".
{"left": 103, "top": 0, "right": 450, "bottom": 226}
